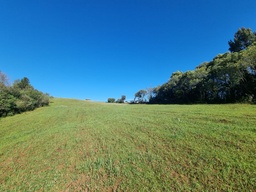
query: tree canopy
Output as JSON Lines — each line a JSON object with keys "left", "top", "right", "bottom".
{"left": 136, "top": 27, "right": 256, "bottom": 104}
{"left": 0, "top": 73, "right": 50, "bottom": 117}
{"left": 228, "top": 27, "right": 256, "bottom": 52}
{"left": 134, "top": 89, "right": 147, "bottom": 103}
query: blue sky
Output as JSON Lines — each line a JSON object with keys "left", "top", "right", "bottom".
{"left": 1, "top": 0, "right": 256, "bottom": 101}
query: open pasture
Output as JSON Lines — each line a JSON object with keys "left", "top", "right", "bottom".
{"left": 0, "top": 99, "right": 255, "bottom": 191}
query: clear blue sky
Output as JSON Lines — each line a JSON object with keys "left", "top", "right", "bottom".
{"left": 1, "top": 0, "right": 256, "bottom": 101}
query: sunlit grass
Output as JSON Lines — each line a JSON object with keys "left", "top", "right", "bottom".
{"left": 0, "top": 98, "right": 255, "bottom": 191}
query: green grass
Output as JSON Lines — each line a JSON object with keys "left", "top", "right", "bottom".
{"left": 0, "top": 98, "right": 256, "bottom": 191}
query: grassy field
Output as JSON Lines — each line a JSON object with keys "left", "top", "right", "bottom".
{"left": 0, "top": 98, "right": 255, "bottom": 191}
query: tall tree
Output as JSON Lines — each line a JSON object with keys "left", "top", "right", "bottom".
{"left": 121, "top": 95, "right": 126, "bottom": 102}
{"left": 134, "top": 90, "right": 147, "bottom": 103}
{"left": 228, "top": 27, "right": 256, "bottom": 52}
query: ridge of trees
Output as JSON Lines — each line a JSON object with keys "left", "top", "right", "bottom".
{"left": 134, "top": 27, "right": 256, "bottom": 104}
{"left": 0, "top": 73, "right": 50, "bottom": 117}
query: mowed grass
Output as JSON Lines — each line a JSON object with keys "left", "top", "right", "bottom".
{"left": 0, "top": 98, "right": 255, "bottom": 191}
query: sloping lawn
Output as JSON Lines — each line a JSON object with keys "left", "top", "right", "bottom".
{"left": 0, "top": 98, "right": 255, "bottom": 191}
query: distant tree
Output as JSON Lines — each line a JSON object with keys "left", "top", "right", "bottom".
{"left": 149, "top": 71, "right": 183, "bottom": 104}
{"left": 228, "top": 27, "right": 256, "bottom": 52}
{"left": 134, "top": 90, "right": 147, "bottom": 103}
{"left": 121, "top": 95, "right": 126, "bottom": 102}
{"left": 107, "top": 98, "right": 115, "bottom": 103}
{"left": 0, "top": 71, "right": 9, "bottom": 86}
{"left": 146, "top": 87, "right": 154, "bottom": 101}
{"left": 114, "top": 95, "right": 126, "bottom": 103}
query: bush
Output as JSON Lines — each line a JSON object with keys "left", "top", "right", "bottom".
{"left": 0, "top": 75, "right": 50, "bottom": 117}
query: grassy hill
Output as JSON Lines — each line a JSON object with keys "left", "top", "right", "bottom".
{"left": 0, "top": 98, "right": 255, "bottom": 191}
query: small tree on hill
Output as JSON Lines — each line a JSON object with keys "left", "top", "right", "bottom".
{"left": 107, "top": 98, "right": 115, "bottom": 103}
{"left": 121, "top": 95, "right": 126, "bottom": 102}
{"left": 115, "top": 95, "right": 126, "bottom": 103}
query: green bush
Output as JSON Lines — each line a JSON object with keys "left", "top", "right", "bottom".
{"left": 0, "top": 76, "right": 50, "bottom": 117}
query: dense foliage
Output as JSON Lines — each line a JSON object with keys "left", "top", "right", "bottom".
{"left": 138, "top": 28, "right": 256, "bottom": 104}
{"left": 0, "top": 73, "right": 50, "bottom": 117}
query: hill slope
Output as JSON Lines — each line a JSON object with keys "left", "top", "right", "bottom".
{"left": 0, "top": 98, "right": 256, "bottom": 191}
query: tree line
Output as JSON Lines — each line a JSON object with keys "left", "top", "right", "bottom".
{"left": 107, "top": 95, "right": 126, "bottom": 103}
{"left": 134, "top": 27, "right": 256, "bottom": 104}
{"left": 0, "top": 73, "right": 50, "bottom": 117}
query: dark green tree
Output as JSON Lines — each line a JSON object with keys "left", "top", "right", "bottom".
{"left": 0, "top": 83, "right": 17, "bottom": 116}
{"left": 121, "top": 95, "right": 126, "bottom": 102}
{"left": 13, "top": 77, "right": 31, "bottom": 90}
{"left": 134, "top": 90, "right": 147, "bottom": 103}
{"left": 115, "top": 95, "right": 126, "bottom": 103}
{"left": 107, "top": 98, "right": 115, "bottom": 103}
{"left": 228, "top": 27, "right": 256, "bottom": 52}
{"left": 0, "top": 73, "right": 50, "bottom": 117}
